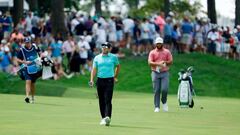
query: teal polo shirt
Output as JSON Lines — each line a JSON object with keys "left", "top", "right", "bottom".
{"left": 93, "top": 53, "right": 119, "bottom": 78}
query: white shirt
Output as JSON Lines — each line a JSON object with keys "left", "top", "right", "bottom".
{"left": 96, "top": 28, "right": 106, "bottom": 43}
{"left": 208, "top": 31, "right": 219, "bottom": 41}
{"left": 25, "top": 16, "right": 32, "bottom": 32}
{"left": 62, "top": 40, "right": 75, "bottom": 53}
{"left": 77, "top": 40, "right": 90, "bottom": 59}
{"left": 141, "top": 22, "right": 150, "bottom": 39}
{"left": 123, "top": 18, "right": 134, "bottom": 33}
{"left": 71, "top": 18, "right": 80, "bottom": 32}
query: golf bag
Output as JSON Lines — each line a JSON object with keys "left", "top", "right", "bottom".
{"left": 41, "top": 56, "right": 54, "bottom": 80}
{"left": 177, "top": 66, "right": 195, "bottom": 108}
{"left": 18, "top": 55, "right": 54, "bottom": 80}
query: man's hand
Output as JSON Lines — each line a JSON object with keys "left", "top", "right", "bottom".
{"left": 114, "top": 77, "right": 118, "bottom": 83}
{"left": 158, "top": 61, "right": 166, "bottom": 67}
{"left": 89, "top": 81, "right": 94, "bottom": 87}
{"left": 24, "top": 61, "right": 32, "bottom": 65}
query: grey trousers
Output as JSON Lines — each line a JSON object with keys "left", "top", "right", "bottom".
{"left": 151, "top": 71, "right": 169, "bottom": 108}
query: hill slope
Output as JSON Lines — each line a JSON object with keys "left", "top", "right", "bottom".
{"left": 1, "top": 53, "right": 240, "bottom": 98}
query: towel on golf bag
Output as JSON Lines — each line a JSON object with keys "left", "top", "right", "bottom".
{"left": 42, "top": 66, "right": 53, "bottom": 80}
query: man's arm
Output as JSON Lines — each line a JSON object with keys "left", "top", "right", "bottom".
{"left": 114, "top": 64, "right": 120, "bottom": 82}
{"left": 89, "top": 67, "right": 97, "bottom": 87}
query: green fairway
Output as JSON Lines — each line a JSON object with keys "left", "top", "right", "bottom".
{"left": 1, "top": 53, "right": 240, "bottom": 135}
{"left": 1, "top": 89, "right": 240, "bottom": 135}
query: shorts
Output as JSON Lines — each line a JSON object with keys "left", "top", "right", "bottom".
{"left": 181, "top": 33, "right": 192, "bottom": 45}
{"left": 116, "top": 30, "right": 123, "bottom": 41}
{"left": 134, "top": 38, "right": 140, "bottom": 46}
{"left": 20, "top": 68, "right": 42, "bottom": 83}
{"left": 79, "top": 58, "right": 87, "bottom": 65}
{"left": 52, "top": 56, "right": 62, "bottom": 64}
{"left": 108, "top": 32, "right": 117, "bottom": 42}
{"left": 87, "top": 50, "right": 94, "bottom": 61}
{"left": 141, "top": 39, "right": 150, "bottom": 45}
{"left": 164, "top": 35, "right": 172, "bottom": 44}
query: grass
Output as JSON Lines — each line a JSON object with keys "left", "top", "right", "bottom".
{"left": 2, "top": 53, "right": 240, "bottom": 98}
{"left": 0, "top": 90, "right": 240, "bottom": 135}
{"left": 1, "top": 53, "right": 240, "bottom": 134}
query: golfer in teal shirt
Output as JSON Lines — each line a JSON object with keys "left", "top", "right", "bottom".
{"left": 90, "top": 42, "right": 120, "bottom": 126}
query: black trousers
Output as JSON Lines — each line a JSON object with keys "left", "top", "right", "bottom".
{"left": 97, "top": 77, "right": 114, "bottom": 118}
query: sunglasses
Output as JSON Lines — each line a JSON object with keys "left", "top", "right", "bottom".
{"left": 101, "top": 46, "right": 109, "bottom": 48}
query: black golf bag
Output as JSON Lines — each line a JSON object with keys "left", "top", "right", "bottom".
{"left": 177, "top": 66, "right": 195, "bottom": 108}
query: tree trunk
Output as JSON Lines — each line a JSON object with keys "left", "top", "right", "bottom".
{"left": 51, "top": 0, "right": 67, "bottom": 38}
{"left": 235, "top": 0, "right": 240, "bottom": 26}
{"left": 95, "top": 0, "right": 102, "bottom": 16}
{"left": 207, "top": 0, "right": 217, "bottom": 24}
{"left": 13, "top": 0, "right": 23, "bottom": 26}
{"left": 28, "top": 0, "right": 38, "bottom": 12}
{"left": 164, "top": 0, "right": 170, "bottom": 17}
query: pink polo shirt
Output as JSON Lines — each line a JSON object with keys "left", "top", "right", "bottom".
{"left": 148, "top": 48, "right": 173, "bottom": 72}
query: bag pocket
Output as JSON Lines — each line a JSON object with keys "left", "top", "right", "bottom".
{"left": 27, "top": 64, "right": 38, "bottom": 74}
{"left": 18, "top": 68, "right": 26, "bottom": 80}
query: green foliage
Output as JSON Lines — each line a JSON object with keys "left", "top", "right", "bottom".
{"left": 125, "top": 0, "right": 139, "bottom": 8}
{"left": 127, "top": 0, "right": 202, "bottom": 19}
{"left": 128, "top": 0, "right": 164, "bottom": 18}
{"left": 171, "top": 0, "right": 202, "bottom": 19}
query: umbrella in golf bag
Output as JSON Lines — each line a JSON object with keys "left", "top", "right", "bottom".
{"left": 177, "top": 66, "right": 195, "bottom": 108}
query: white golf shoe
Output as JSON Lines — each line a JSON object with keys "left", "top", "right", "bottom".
{"left": 100, "top": 119, "right": 106, "bottom": 125}
{"left": 162, "top": 103, "right": 168, "bottom": 112}
{"left": 104, "top": 116, "right": 111, "bottom": 126}
{"left": 154, "top": 107, "right": 160, "bottom": 112}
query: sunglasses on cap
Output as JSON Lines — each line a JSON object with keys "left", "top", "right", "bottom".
{"left": 101, "top": 45, "right": 109, "bottom": 48}
{"left": 101, "top": 42, "right": 111, "bottom": 48}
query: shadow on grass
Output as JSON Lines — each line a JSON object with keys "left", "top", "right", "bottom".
{"left": 111, "top": 124, "right": 156, "bottom": 129}
{"left": 35, "top": 102, "right": 65, "bottom": 106}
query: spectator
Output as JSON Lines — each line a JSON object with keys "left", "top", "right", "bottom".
{"left": 77, "top": 36, "right": 90, "bottom": 75}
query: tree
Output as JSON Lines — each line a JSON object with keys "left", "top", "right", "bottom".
{"left": 51, "top": 0, "right": 67, "bottom": 38}
{"left": 207, "top": 0, "right": 217, "bottom": 24}
{"left": 164, "top": 0, "right": 170, "bottom": 17}
{"left": 27, "top": 0, "right": 38, "bottom": 12}
{"left": 236, "top": 0, "right": 240, "bottom": 26}
{"left": 95, "top": 0, "right": 102, "bottom": 16}
{"left": 125, "top": 0, "right": 139, "bottom": 8}
{"left": 13, "top": 0, "right": 23, "bottom": 26}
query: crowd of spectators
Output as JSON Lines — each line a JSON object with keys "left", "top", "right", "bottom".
{"left": 0, "top": 10, "right": 240, "bottom": 79}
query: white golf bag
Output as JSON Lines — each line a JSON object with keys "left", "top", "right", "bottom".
{"left": 177, "top": 66, "right": 195, "bottom": 108}
{"left": 40, "top": 52, "right": 54, "bottom": 80}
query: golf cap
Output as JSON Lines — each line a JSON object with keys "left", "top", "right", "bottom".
{"left": 237, "top": 25, "right": 240, "bottom": 29}
{"left": 154, "top": 37, "right": 163, "bottom": 44}
{"left": 1, "top": 39, "right": 7, "bottom": 44}
{"left": 101, "top": 42, "right": 111, "bottom": 48}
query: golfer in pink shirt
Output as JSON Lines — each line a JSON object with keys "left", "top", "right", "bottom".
{"left": 148, "top": 37, "right": 173, "bottom": 112}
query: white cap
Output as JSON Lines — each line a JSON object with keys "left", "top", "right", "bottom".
{"left": 1, "top": 39, "right": 7, "bottom": 44}
{"left": 154, "top": 37, "right": 163, "bottom": 44}
{"left": 169, "top": 11, "right": 174, "bottom": 17}
{"left": 31, "top": 34, "right": 35, "bottom": 39}
{"left": 237, "top": 25, "right": 240, "bottom": 29}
